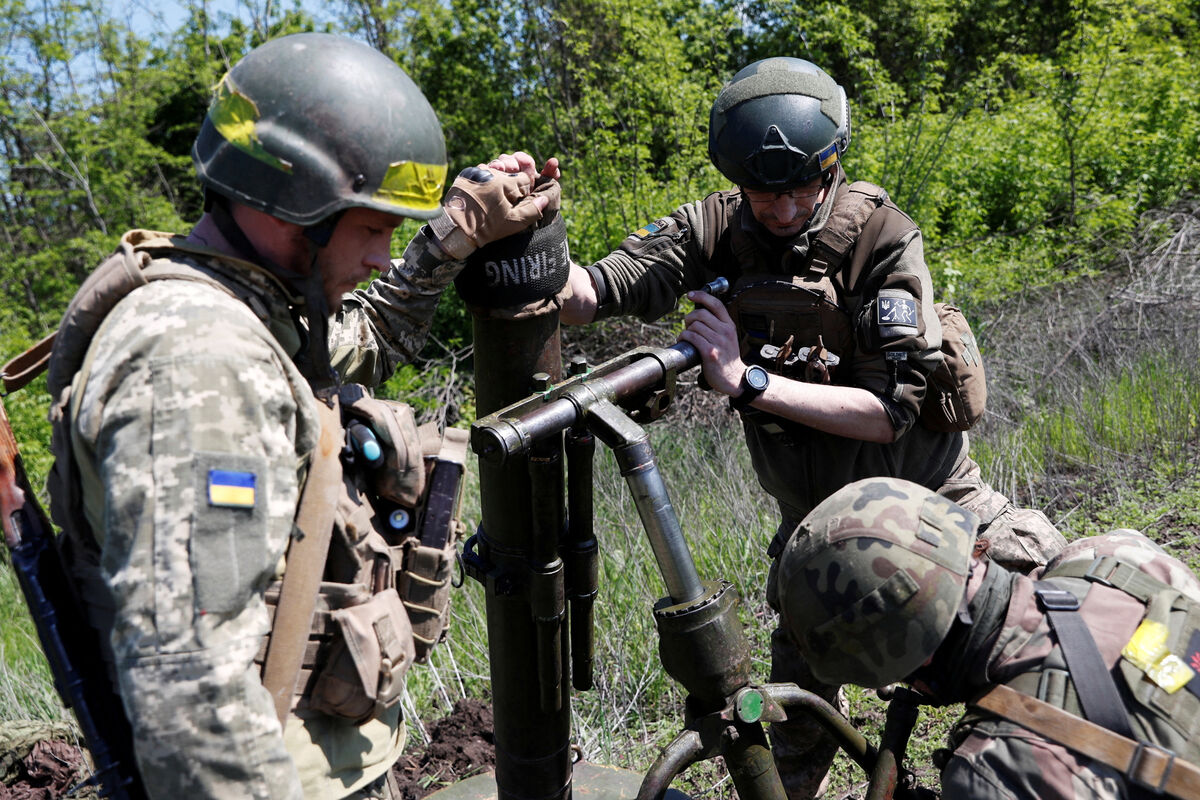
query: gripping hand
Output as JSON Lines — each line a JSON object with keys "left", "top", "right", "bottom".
{"left": 428, "top": 166, "right": 561, "bottom": 260}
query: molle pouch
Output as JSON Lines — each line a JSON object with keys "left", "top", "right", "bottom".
{"left": 727, "top": 275, "right": 854, "bottom": 382}
{"left": 308, "top": 586, "right": 415, "bottom": 723}
{"left": 395, "top": 426, "right": 468, "bottom": 662}
{"left": 919, "top": 304, "right": 987, "bottom": 432}
{"left": 398, "top": 538, "right": 457, "bottom": 663}
{"left": 338, "top": 384, "right": 425, "bottom": 507}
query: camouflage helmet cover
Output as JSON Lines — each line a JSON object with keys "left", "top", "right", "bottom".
{"left": 708, "top": 57, "right": 851, "bottom": 191}
{"left": 777, "top": 478, "right": 978, "bottom": 689}
{"left": 193, "top": 32, "right": 448, "bottom": 226}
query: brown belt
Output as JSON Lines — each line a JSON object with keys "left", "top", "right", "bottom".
{"left": 973, "top": 683, "right": 1200, "bottom": 799}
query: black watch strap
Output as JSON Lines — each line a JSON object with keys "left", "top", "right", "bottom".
{"left": 730, "top": 366, "right": 768, "bottom": 410}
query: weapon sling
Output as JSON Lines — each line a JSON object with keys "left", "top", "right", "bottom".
{"left": 260, "top": 394, "right": 343, "bottom": 726}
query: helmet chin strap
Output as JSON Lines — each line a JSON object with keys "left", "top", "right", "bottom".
{"left": 800, "top": 164, "right": 840, "bottom": 231}
{"left": 208, "top": 191, "right": 342, "bottom": 391}
{"left": 297, "top": 217, "right": 343, "bottom": 392}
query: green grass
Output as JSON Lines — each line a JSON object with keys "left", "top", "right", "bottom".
{"left": 0, "top": 560, "right": 66, "bottom": 724}
{"left": 7, "top": 214, "right": 1200, "bottom": 797}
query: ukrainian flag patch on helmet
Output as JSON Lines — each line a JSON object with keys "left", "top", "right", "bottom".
{"left": 207, "top": 469, "right": 257, "bottom": 508}
{"left": 818, "top": 142, "right": 840, "bottom": 171}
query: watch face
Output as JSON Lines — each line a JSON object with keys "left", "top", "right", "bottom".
{"left": 746, "top": 365, "right": 770, "bottom": 391}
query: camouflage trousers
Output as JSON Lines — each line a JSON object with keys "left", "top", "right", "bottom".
{"left": 936, "top": 458, "right": 1066, "bottom": 573}
{"left": 763, "top": 470, "right": 1065, "bottom": 799}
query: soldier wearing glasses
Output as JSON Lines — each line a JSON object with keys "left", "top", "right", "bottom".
{"left": 507, "top": 56, "right": 1067, "bottom": 798}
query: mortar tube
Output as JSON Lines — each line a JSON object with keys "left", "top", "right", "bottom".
{"left": 471, "top": 312, "right": 571, "bottom": 800}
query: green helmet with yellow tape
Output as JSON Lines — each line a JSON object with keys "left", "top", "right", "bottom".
{"left": 192, "top": 32, "right": 447, "bottom": 226}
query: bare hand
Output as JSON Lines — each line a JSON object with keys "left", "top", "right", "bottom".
{"left": 677, "top": 290, "right": 745, "bottom": 396}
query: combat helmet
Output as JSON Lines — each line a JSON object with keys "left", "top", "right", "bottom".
{"left": 708, "top": 57, "right": 851, "bottom": 191}
{"left": 777, "top": 477, "right": 978, "bottom": 689}
{"left": 193, "top": 32, "right": 447, "bottom": 227}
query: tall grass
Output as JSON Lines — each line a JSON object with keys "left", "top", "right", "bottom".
{"left": 0, "top": 561, "right": 65, "bottom": 723}
{"left": 5, "top": 205, "right": 1200, "bottom": 796}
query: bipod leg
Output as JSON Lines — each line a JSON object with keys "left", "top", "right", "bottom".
{"left": 870, "top": 686, "right": 932, "bottom": 800}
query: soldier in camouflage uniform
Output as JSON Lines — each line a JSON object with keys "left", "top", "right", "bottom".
{"left": 43, "top": 33, "right": 558, "bottom": 799}
{"left": 492, "top": 57, "right": 1065, "bottom": 797}
{"left": 779, "top": 476, "right": 1200, "bottom": 799}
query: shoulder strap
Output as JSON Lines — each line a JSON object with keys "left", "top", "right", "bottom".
{"left": 804, "top": 181, "right": 889, "bottom": 280}
{"left": 1034, "top": 581, "right": 1137, "bottom": 738}
{"left": 1047, "top": 555, "right": 1179, "bottom": 606}
{"left": 260, "top": 394, "right": 343, "bottom": 726}
{"left": 1, "top": 333, "right": 56, "bottom": 395}
{"left": 975, "top": 684, "right": 1200, "bottom": 799}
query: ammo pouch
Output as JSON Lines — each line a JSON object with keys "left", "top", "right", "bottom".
{"left": 259, "top": 578, "right": 415, "bottom": 723}
{"left": 727, "top": 274, "right": 854, "bottom": 385}
{"left": 309, "top": 585, "right": 415, "bottom": 722}
{"left": 394, "top": 425, "right": 468, "bottom": 663}
{"left": 339, "top": 386, "right": 468, "bottom": 664}
{"left": 920, "top": 303, "right": 987, "bottom": 432}
{"left": 398, "top": 535, "right": 458, "bottom": 663}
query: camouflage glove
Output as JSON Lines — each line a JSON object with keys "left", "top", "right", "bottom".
{"left": 428, "top": 166, "right": 560, "bottom": 260}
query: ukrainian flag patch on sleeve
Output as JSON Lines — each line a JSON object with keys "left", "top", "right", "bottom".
{"left": 633, "top": 220, "right": 663, "bottom": 238}
{"left": 207, "top": 469, "right": 257, "bottom": 508}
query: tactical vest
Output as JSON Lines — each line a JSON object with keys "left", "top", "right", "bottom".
{"left": 991, "top": 547, "right": 1200, "bottom": 772}
{"left": 27, "top": 233, "right": 463, "bottom": 726}
{"left": 724, "top": 181, "right": 986, "bottom": 431}
{"left": 724, "top": 181, "right": 892, "bottom": 387}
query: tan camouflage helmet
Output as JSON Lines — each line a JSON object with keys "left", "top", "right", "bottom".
{"left": 777, "top": 477, "right": 979, "bottom": 689}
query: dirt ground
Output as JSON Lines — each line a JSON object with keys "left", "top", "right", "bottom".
{"left": 392, "top": 698, "right": 496, "bottom": 798}
{"left": 0, "top": 700, "right": 496, "bottom": 800}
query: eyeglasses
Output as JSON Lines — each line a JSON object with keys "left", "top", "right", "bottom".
{"left": 742, "top": 178, "right": 828, "bottom": 205}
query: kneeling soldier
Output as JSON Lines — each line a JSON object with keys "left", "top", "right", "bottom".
{"left": 777, "top": 477, "right": 1200, "bottom": 800}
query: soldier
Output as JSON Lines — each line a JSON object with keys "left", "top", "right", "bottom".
{"left": 778, "top": 476, "right": 1200, "bottom": 800}
{"left": 492, "top": 56, "right": 1064, "bottom": 797}
{"left": 41, "top": 33, "right": 558, "bottom": 799}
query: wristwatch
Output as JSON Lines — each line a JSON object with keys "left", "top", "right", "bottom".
{"left": 730, "top": 364, "right": 770, "bottom": 410}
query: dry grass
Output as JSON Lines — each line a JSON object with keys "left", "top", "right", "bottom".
{"left": 5, "top": 202, "right": 1200, "bottom": 797}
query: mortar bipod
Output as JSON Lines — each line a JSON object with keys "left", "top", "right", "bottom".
{"left": 465, "top": 339, "right": 931, "bottom": 799}
{"left": 469, "top": 341, "right": 784, "bottom": 798}
{"left": 638, "top": 683, "right": 933, "bottom": 800}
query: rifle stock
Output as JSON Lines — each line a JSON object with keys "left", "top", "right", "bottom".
{"left": 0, "top": 395, "right": 146, "bottom": 799}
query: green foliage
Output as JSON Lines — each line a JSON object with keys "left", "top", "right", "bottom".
{"left": 4, "top": 0, "right": 1200, "bottom": 793}
{"left": 0, "top": 561, "right": 64, "bottom": 722}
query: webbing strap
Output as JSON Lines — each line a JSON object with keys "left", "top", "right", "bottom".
{"left": 260, "top": 395, "right": 343, "bottom": 726}
{"left": 975, "top": 684, "right": 1200, "bottom": 798}
{"left": 1049, "top": 555, "right": 1177, "bottom": 606}
{"left": 802, "top": 181, "right": 888, "bottom": 285}
{"left": 1, "top": 333, "right": 55, "bottom": 395}
{"left": 1035, "top": 581, "right": 1136, "bottom": 738}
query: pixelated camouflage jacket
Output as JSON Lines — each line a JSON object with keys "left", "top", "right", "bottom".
{"left": 586, "top": 178, "right": 972, "bottom": 523}
{"left": 45, "top": 228, "right": 456, "bottom": 799}
{"left": 940, "top": 530, "right": 1200, "bottom": 799}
